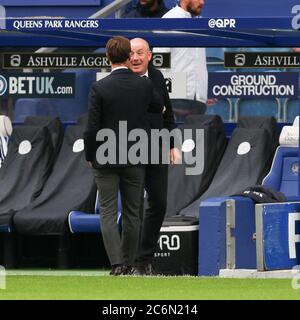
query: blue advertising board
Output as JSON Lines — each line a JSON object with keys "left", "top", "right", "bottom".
{"left": 208, "top": 72, "right": 299, "bottom": 99}
{"left": 256, "top": 202, "right": 300, "bottom": 270}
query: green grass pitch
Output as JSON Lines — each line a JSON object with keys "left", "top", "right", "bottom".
{"left": 0, "top": 270, "right": 299, "bottom": 300}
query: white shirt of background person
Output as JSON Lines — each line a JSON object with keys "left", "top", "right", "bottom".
{"left": 153, "top": 4, "right": 208, "bottom": 104}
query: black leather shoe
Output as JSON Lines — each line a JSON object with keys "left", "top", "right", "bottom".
{"left": 109, "top": 264, "right": 123, "bottom": 276}
{"left": 144, "top": 264, "right": 156, "bottom": 276}
{"left": 131, "top": 266, "right": 146, "bottom": 276}
{"left": 120, "top": 265, "right": 133, "bottom": 275}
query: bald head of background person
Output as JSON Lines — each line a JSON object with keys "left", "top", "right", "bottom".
{"left": 130, "top": 37, "right": 152, "bottom": 76}
{"left": 130, "top": 37, "right": 180, "bottom": 164}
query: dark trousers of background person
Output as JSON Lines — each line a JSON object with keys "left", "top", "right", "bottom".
{"left": 93, "top": 165, "right": 145, "bottom": 267}
{"left": 136, "top": 163, "right": 168, "bottom": 266}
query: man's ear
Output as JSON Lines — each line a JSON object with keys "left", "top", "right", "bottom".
{"left": 126, "top": 58, "right": 131, "bottom": 68}
{"left": 148, "top": 51, "right": 152, "bottom": 62}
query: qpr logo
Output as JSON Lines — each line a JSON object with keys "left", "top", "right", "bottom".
{"left": 10, "top": 55, "right": 21, "bottom": 67}
{"left": 291, "top": 162, "right": 299, "bottom": 176}
{"left": 208, "top": 18, "right": 236, "bottom": 28}
{"left": 0, "top": 75, "right": 7, "bottom": 96}
{"left": 158, "top": 234, "right": 180, "bottom": 251}
{"left": 235, "top": 53, "right": 246, "bottom": 66}
{"left": 292, "top": 5, "right": 300, "bottom": 30}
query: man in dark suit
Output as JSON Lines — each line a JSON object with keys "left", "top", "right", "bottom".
{"left": 130, "top": 38, "right": 180, "bottom": 275}
{"left": 84, "top": 36, "right": 163, "bottom": 276}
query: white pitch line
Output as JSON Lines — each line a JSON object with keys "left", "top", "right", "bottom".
{"left": 219, "top": 269, "right": 300, "bottom": 279}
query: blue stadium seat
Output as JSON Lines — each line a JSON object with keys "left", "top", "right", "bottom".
{"left": 239, "top": 48, "right": 292, "bottom": 53}
{"left": 283, "top": 98, "right": 300, "bottom": 123}
{"left": 206, "top": 47, "right": 225, "bottom": 72}
{"left": 206, "top": 98, "right": 233, "bottom": 122}
{"left": 206, "top": 48, "right": 225, "bottom": 62}
{"left": 14, "top": 99, "right": 52, "bottom": 122}
{"left": 235, "top": 98, "right": 281, "bottom": 121}
{"left": 14, "top": 69, "right": 98, "bottom": 122}
{"left": 262, "top": 146, "right": 299, "bottom": 200}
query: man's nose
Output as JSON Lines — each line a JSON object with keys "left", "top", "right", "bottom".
{"left": 132, "top": 52, "right": 139, "bottom": 60}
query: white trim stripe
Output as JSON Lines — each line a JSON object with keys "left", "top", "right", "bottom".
{"left": 160, "top": 225, "right": 198, "bottom": 232}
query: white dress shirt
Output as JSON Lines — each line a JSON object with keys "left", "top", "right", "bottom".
{"left": 157, "top": 6, "right": 208, "bottom": 103}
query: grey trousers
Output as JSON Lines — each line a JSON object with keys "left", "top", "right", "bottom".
{"left": 93, "top": 166, "right": 145, "bottom": 266}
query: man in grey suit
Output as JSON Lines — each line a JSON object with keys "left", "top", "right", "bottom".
{"left": 84, "top": 36, "right": 162, "bottom": 275}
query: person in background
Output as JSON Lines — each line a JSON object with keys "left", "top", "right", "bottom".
{"left": 122, "top": 0, "right": 169, "bottom": 18}
{"left": 84, "top": 36, "right": 162, "bottom": 276}
{"left": 154, "top": 0, "right": 208, "bottom": 117}
{"left": 129, "top": 37, "right": 180, "bottom": 275}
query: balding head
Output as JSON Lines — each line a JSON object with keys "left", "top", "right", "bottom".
{"left": 130, "top": 38, "right": 152, "bottom": 75}
{"left": 131, "top": 38, "right": 151, "bottom": 52}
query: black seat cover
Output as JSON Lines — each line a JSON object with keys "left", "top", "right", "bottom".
{"left": 13, "top": 125, "right": 97, "bottom": 235}
{"left": 0, "top": 126, "right": 53, "bottom": 227}
{"left": 165, "top": 115, "right": 226, "bottom": 216}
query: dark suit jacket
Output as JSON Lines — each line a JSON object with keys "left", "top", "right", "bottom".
{"left": 84, "top": 68, "right": 163, "bottom": 167}
{"left": 148, "top": 65, "right": 176, "bottom": 132}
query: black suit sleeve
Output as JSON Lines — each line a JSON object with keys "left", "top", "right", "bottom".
{"left": 84, "top": 82, "right": 102, "bottom": 162}
{"left": 149, "top": 66, "right": 176, "bottom": 131}
{"left": 149, "top": 82, "right": 164, "bottom": 114}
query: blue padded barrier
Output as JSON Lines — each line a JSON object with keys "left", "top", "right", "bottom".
{"left": 199, "top": 146, "right": 299, "bottom": 275}
{"left": 256, "top": 202, "right": 300, "bottom": 270}
{"left": 69, "top": 211, "right": 101, "bottom": 233}
{"left": 68, "top": 192, "right": 122, "bottom": 233}
{"left": 198, "top": 198, "right": 226, "bottom": 276}
{"left": 0, "top": 226, "right": 11, "bottom": 233}
{"left": 199, "top": 196, "right": 256, "bottom": 276}
{"left": 68, "top": 211, "right": 122, "bottom": 234}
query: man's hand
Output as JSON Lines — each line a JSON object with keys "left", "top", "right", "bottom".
{"left": 170, "top": 148, "right": 181, "bottom": 165}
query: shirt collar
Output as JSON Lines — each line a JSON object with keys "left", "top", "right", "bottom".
{"left": 111, "top": 66, "right": 128, "bottom": 73}
{"left": 140, "top": 70, "right": 149, "bottom": 78}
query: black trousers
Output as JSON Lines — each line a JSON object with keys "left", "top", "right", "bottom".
{"left": 136, "top": 164, "right": 168, "bottom": 265}
{"left": 93, "top": 165, "right": 145, "bottom": 266}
